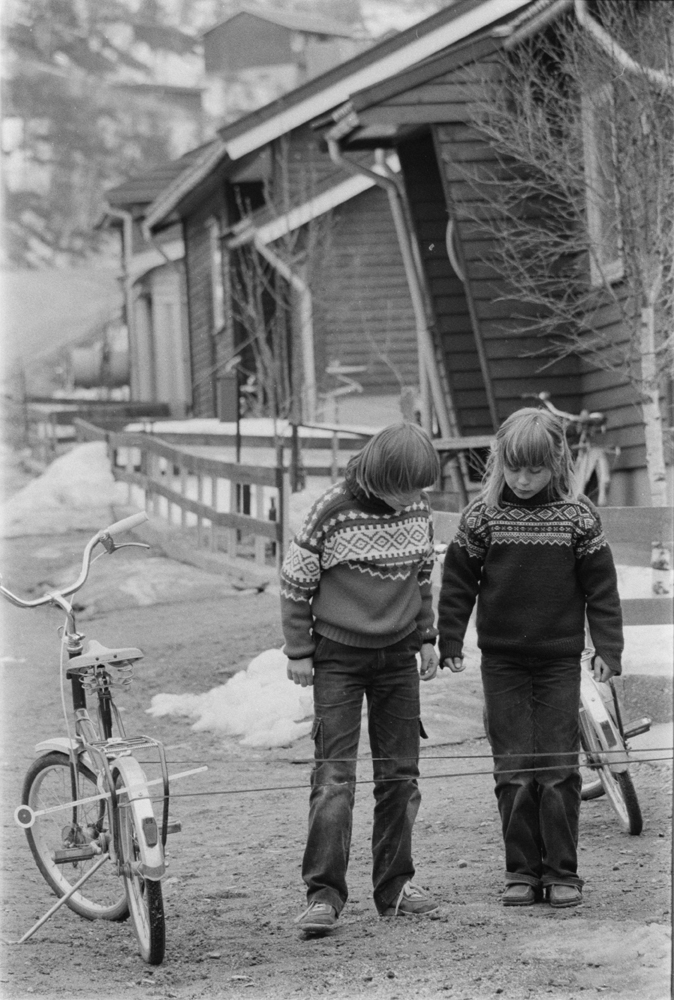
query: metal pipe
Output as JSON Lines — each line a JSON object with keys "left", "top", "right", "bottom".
{"left": 106, "top": 207, "right": 137, "bottom": 400}
{"left": 327, "top": 137, "right": 453, "bottom": 439}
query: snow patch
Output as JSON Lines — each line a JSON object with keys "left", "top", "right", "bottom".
{"left": 1, "top": 441, "right": 126, "bottom": 537}
{"left": 147, "top": 648, "right": 314, "bottom": 749}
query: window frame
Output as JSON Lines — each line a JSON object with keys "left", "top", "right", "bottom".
{"left": 208, "top": 215, "right": 226, "bottom": 334}
{"left": 581, "top": 82, "right": 624, "bottom": 288}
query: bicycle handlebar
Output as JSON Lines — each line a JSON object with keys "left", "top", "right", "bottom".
{"left": 0, "top": 511, "right": 150, "bottom": 610}
{"left": 522, "top": 392, "right": 605, "bottom": 428}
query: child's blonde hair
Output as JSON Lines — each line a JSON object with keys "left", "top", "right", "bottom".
{"left": 480, "top": 407, "right": 577, "bottom": 507}
{"left": 354, "top": 422, "right": 440, "bottom": 504}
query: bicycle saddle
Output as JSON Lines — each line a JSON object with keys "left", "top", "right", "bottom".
{"left": 66, "top": 639, "right": 144, "bottom": 670}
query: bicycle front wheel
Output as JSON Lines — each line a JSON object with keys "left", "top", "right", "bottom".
{"left": 115, "top": 773, "right": 165, "bottom": 964}
{"left": 22, "top": 752, "right": 128, "bottom": 921}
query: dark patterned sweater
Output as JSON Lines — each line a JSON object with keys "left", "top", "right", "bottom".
{"left": 437, "top": 486, "right": 623, "bottom": 673}
{"left": 280, "top": 466, "right": 437, "bottom": 659}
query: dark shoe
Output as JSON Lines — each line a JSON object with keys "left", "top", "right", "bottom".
{"left": 503, "top": 883, "right": 536, "bottom": 907}
{"left": 381, "top": 881, "right": 439, "bottom": 916}
{"left": 294, "top": 901, "right": 337, "bottom": 934}
{"left": 548, "top": 884, "right": 582, "bottom": 908}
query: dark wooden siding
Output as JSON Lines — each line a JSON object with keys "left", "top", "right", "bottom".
{"left": 314, "top": 185, "right": 418, "bottom": 395}
{"left": 435, "top": 120, "right": 583, "bottom": 422}
{"left": 397, "top": 130, "right": 492, "bottom": 435}
{"left": 183, "top": 195, "right": 223, "bottom": 417}
{"left": 270, "top": 124, "right": 375, "bottom": 208}
{"left": 363, "top": 48, "right": 647, "bottom": 467}
{"left": 580, "top": 295, "right": 644, "bottom": 472}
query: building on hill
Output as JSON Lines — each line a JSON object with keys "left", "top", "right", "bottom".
{"left": 201, "top": 4, "right": 371, "bottom": 123}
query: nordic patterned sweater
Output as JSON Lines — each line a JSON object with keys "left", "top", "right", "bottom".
{"left": 437, "top": 486, "right": 623, "bottom": 673}
{"left": 280, "top": 464, "right": 438, "bottom": 660}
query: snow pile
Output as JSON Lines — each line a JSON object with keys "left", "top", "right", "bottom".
{"left": 147, "top": 648, "right": 314, "bottom": 749}
{"left": 1, "top": 441, "right": 125, "bottom": 537}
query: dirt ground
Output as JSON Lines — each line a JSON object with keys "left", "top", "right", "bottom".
{"left": 0, "top": 532, "right": 671, "bottom": 1000}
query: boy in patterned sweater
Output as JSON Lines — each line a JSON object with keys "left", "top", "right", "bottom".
{"left": 281, "top": 422, "right": 441, "bottom": 934}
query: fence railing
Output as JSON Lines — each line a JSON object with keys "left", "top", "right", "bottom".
{"left": 76, "top": 419, "right": 290, "bottom": 570}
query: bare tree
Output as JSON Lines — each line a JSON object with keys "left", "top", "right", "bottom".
{"left": 228, "top": 148, "right": 338, "bottom": 423}
{"left": 454, "top": 0, "right": 673, "bottom": 504}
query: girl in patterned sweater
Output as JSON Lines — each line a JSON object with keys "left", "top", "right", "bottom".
{"left": 281, "top": 422, "right": 441, "bottom": 934}
{"left": 438, "top": 408, "right": 623, "bottom": 909}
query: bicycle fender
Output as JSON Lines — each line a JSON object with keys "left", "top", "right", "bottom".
{"left": 35, "top": 737, "right": 83, "bottom": 756}
{"left": 112, "top": 756, "right": 165, "bottom": 881}
{"left": 580, "top": 676, "right": 630, "bottom": 771}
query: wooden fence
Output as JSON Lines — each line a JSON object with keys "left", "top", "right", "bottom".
{"left": 76, "top": 419, "right": 290, "bottom": 570}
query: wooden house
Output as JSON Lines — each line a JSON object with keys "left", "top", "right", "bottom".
{"left": 320, "top": 0, "right": 671, "bottom": 504}
{"left": 142, "top": 0, "right": 534, "bottom": 427}
{"left": 202, "top": 4, "right": 367, "bottom": 122}
{"left": 103, "top": 146, "right": 206, "bottom": 416}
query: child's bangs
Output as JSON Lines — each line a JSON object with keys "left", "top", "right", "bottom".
{"left": 501, "top": 420, "right": 554, "bottom": 470}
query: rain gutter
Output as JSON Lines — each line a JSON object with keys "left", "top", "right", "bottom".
{"left": 326, "top": 135, "right": 453, "bottom": 440}
{"left": 105, "top": 206, "right": 139, "bottom": 400}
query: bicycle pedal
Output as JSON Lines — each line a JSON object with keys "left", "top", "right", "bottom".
{"left": 160, "top": 820, "right": 182, "bottom": 836}
{"left": 623, "top": 717, "right": 652, "bottom": 739}
{"left": 54, "top": 846, "right": 98, "bottom": 863}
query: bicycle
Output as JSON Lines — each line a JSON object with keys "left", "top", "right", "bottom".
{"left": 3, "top": 511, "right": 199, "bottom": 964}
{"left": 523, "top": 392, "right": 620, "bottom": 505}
{"left": 579, "top": 646, "right": 650, "bottom": 835}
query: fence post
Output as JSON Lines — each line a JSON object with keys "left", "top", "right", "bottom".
{"left": 227, "top": 480, "right": 237, "bottom": 557}
{"left": 196, "top": 473, "right": 203, "bottom": 548}
{"left": 254, "top": 484, "right": 266, "bottom": 565}
{"left": 210, "top": 476, "right": 218, "bottom": 552}
{"left": 180, "top": 465, "right": 187, "bottom": 528}
{"left": 276, "top": 463, "right": 291, "bottom": 570}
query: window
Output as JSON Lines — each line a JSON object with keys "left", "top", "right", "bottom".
{"left": 581, "top": 83, "right": 624, "bottom": 287}
{"left": 208, "top": 216, "right": 226, "bottom": 333}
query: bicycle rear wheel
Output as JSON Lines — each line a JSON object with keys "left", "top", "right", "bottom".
{"left": 596, "top": 767, "right": 643, "bottom": 836}
{"left": 22, "top": 752, "right": 128, "bottom": 921}
{"left": 115, "top": 773, "right": 165, "bottom": 964}
{"left": 579, "top": 713, "right": 643, "bottom": 835}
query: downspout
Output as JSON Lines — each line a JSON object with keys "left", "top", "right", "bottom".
{"left": 253, "top": 238, "right": 317, "bottom": 422}
{"left": 327, "top": 136, "right": 452, "bottom": 439}
{"left": 375, "top": 149, "right": 463, "bottom": 442}
{"left": 574, "top": 0, "right": 674, "bottom": 93}
{"left": 106, "top": 206, "right": 138, "bottom": 400}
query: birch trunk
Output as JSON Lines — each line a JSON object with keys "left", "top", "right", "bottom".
{"left": 640, "top": 303, "right": 669, "bottom": 506}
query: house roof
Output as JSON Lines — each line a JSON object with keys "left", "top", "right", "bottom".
{"left": 105, "top": 144, "right": 212, "bottom": 209}
{"left": 216, "top": 0, "right": 533, "bottom": 160}
{"left": 328, "top": 0, "right": 571, "bottom": 142}
{"left": 144, "top": 0, "right": 536, "bottom": 231}
{"left": 226, "top": 152, "right": 401, "bottom": 248}
{"left": 203, "top": 4, "right": 361, "bottom": 41}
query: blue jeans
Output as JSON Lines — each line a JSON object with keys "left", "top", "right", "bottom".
{"left": 302, "top": 633, "right": 423, "bottom": 915}
{"left": 481, "top": 653, "right": 583, "bottom": 889}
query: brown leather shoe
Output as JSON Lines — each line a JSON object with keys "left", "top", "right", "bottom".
{"left": 548, "top": 884, "right": 583, "bottom": 908}
{"left": 502, "top": 883, "right": 536, "bottom": 906}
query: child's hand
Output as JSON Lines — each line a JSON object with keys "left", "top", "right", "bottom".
{"left": 442, "top": 656, "right": 465, "bottom": 673}
{"left": 286, "top": 657, "right": 314, "bottom": 687}
{"left": 592, "top": 655, "right": 615, "bottom": 683}
{"left": 419, "top": 645, "right": 439, "bottom": 681}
